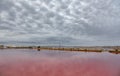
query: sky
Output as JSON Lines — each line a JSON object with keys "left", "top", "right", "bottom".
{"left": 0, "top": 0, "right": 120, "bottom": 46}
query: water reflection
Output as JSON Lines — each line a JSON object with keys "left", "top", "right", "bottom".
{"left": 0, "top": 49, "right": 120, "bottom": 76}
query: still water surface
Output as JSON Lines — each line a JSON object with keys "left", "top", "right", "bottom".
{"left": 0, "top": 49, "right": 120, "bottom": 76}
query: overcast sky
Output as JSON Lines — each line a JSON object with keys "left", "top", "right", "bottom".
{"left": 0, "top": 0, "right": 120, "bottom": 46}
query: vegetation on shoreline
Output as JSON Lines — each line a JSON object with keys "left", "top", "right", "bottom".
{"left": 0, "top": 45, "right": 120, "bottom": 54}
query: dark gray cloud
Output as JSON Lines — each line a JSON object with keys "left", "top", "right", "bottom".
{"left": 0, "top": 0, "right": 120, "bottom": 46}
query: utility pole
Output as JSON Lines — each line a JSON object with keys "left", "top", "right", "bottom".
{"left": 37, "top": 46, "right": 41, "bottom": 51}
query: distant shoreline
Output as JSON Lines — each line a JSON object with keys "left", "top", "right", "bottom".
{"left": 0, "top": 45, "right": 120, "bottom": 54}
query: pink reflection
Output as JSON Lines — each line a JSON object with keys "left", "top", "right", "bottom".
{"left": 0, "top": 49, "right": 120, "bottom": 76}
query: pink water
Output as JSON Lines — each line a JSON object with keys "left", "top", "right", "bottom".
{"left": 0, "top": 49, "right": 120, "bottom": 76}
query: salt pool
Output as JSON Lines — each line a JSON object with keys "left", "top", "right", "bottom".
{"left": 0, "top": 49, "right": 120, "bottom": 76}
